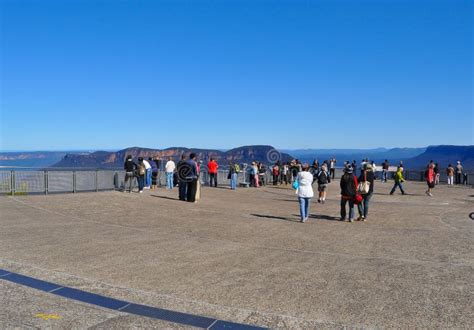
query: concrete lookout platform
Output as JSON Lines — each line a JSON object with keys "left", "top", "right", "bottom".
{"left": 0, "top": 181, "right": 473, "bottom": 328}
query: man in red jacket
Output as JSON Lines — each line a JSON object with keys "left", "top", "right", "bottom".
{"left": 207, "top": 158, "right": 219, "bottom": 187}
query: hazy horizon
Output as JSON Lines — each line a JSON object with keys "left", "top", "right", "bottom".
{"left": 3, "top": 144, "right": 473, "bottom": 154}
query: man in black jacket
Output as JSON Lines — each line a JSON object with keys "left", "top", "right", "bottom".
{"left": 123, "top": 155, "right": 137, "bottom": 193}
{"left": 186, "top": 153, "right": 199, "bottom": 203}
{"left": 177, "top": 155, "right": 188, "bottom": 201}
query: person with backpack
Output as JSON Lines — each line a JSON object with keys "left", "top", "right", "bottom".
{"left": 357, "top": 163, "right": 375, "bottom": 221}
{"left": 272, "top": 162, "right": 280, "bottom": 185}
{"left": 136, "top": 157, "right": 146, "bottom": 193}
{"left": 425, "top": 163, "right": 435, "bottom": 196}
{"left": 295, "top": 164, "right": 314, "bottom": 223}
{"left": 228, "top": 162, "right": 240, "bottom": 190}
{"left": 447, "top": 164, "right": 455, "bottom": 185}
{"left": 340, "top": 165, "right": 357, "bottom": 222}
{"left": 123, "top": 155, "right": 137, "bottom": 193}
{"left": 317, "top": 163, "right": 330, "bottom": 204}
{"left": 390, "top": 166, "right": 406, "bottom": 195}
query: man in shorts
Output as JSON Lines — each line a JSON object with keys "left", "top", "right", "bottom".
{"left": 317, "top": 164, "right": 330, "bottom": 203}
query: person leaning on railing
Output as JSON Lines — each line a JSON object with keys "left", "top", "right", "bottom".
{"left": 123, "top": 155, "right": 137, "bottom": 193}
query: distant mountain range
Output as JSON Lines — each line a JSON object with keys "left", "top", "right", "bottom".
{"left": 283, "top": 147, "right": 427, "bottom": 164}
{"left": 0, "top": 151, "right": 68, "bottom": 168}
{"left": 52, "top": 145, "right": 294, "bottom": 169}
{"left": 1, "top": 145, "right": 472, "bottom": 170}
{"left": 407, "top": 145, "right": 474, "bottom": 169}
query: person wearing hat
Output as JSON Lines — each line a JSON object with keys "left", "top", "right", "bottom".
{"left": 340, "top": 165, "right": 357, "bottom": 222}
{"left": 357, "top": 163, "right": 375, "bottom": 221}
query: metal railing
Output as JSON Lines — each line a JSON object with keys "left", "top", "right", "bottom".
{"left": 0, "top": 170, "right": 123, "bottom": 195}
{"left": 0, "top": 168, "right": 471, "bottom": 195}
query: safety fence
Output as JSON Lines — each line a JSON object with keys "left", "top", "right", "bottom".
{"left": 0, "top": 168, "right": 471, "bottom": 195}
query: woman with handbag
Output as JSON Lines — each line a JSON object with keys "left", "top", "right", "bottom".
{"left": 357, "top": 163, "right": 375, "bottom": 221}
{"left": 294, "top": 164, "right": 314, "bottom": 223}
{"left": 340, "top": 165, "right": 358, "bottom": 222}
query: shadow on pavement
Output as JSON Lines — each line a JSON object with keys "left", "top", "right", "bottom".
{"left": 292, "top": 214, "right": 340, "bottom": 221}
{"left": 150, "top": 195, "right": 181, "bottom": 201}
{"left": 251, "top": 213, "right": 299, "bottom": 222}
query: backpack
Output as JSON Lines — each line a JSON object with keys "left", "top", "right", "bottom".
{"left": 318, "top": 170, "right": 328, "bottom": 184}
{"left": 234, "top": 164, "right": 240, "bottom": 173}
{"left": 138, "top": 164, "right": 146, "bottom": 176}
{"left": 273, "top": 165, "right": 279, "bottom": 175}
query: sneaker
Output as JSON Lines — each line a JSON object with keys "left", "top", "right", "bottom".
{"left": 349, "top": 218, "right": 354, "bottom": 223}
{"left": 339, "top": 217, "right": 345, "bottom": 221}
{"left": 318, "top": 199, "right": 321, "bottom": 203}
{"left": 361, "top": 216, "right": 366, "bottom": 221}
{"left": 428, "top": 192, "right": 433, "bottom": 197}
{"left": 139, "top": 191, "right": 143, "bottom": 194}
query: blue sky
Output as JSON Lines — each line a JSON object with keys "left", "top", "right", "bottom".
{"left": 1, "top": 0, "right": 472, "bottom": 151}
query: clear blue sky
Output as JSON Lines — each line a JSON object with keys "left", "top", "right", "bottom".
{"left": 1, "top": 0, "right": 472, "bottom": 151}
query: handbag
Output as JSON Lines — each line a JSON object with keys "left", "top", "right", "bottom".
{"left": 354, "top": 193, "right": 363, "bottom": 204}
{"left": 292, "top": 179, "right": 299, "bottom": 190}
{"left": 358, "top": 171, "right": 370, "bottom": 194}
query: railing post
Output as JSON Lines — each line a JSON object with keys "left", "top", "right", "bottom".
{"left": 44, "top": 171, "right": 48, "bottom": 195}
{"left": 11, "top": 170, "right": 15, "bottom": 196}
{"left": 73, "top": 171, "right": 77, "bottom": 193}
{"left": 95, "top": 170, "right": 99, "bottom": 192}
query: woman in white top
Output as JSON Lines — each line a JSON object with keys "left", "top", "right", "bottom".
{"left": 296, "top": 164, "right": 314, "bottom": 223}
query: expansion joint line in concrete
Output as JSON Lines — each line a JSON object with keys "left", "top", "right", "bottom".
{"left": 0, "top": 268, "right": 266, "bottom": 330}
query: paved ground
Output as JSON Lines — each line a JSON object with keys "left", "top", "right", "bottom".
{"left": 0, "top": 181, "right": 473, "bottom": 328}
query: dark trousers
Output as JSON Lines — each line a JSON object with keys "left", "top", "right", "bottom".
{"left": 340, "top": 198, "right": 355, "bottom": 220}
{"left": 456, "top": 173, "right": 461, "bottom": 184}
{"left": 209, "top": 173, "right": 217, "bottom": 187}
{"left": 273, "top": 174, "right": 278, "bottom": 185}
{"left": 124, "top": 172, "right": 135, "bottom": 192}
{"left": 137, "top": 175, "right": 145, "bottom": 191}
{"left": 390, "top": 182, "right": 405, "bottom": 195}
{"left": 187, "top": 179, "right": 198, "bottom": 202}
{"left": 330, "top": 168, "right": 335, "bottom": 179}
{"left": 179, "top": 180, "right": 187, "bottom": 201}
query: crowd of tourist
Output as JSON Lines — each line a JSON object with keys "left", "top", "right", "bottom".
{"left": 123, "top": 154, "right": 469, "bottom": 222}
